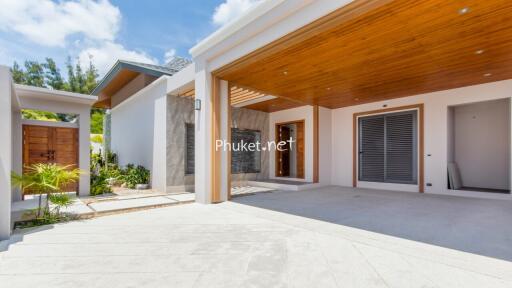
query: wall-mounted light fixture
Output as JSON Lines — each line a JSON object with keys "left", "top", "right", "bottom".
{"left": 195, "top": 99, "right": 201, "bottom": 111}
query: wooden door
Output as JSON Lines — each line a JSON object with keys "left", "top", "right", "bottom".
{"left": 23, "top": 125, "right": 79, "bottom": 195}
{"left": 275, "top": 121, "right": 305, "bottom": 179}
{"left": 279, "top": 126, "right": 291, "bottom": 177}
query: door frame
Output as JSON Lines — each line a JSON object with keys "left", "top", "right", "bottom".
{"left": 352, "top": 104, "right": 424, "bottom": 192}
{"left": 275, "top": 119, "right": 305, "bottom": 179}
{"left": 22, "top": 123, "right": 80, "bottom": 197}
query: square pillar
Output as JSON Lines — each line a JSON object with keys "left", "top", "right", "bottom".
{"left": 194, "top": 62, "right": 231, "bottom": 204}
{"left": 0, "top": 66, "right": 12, "bottom": 239}
{"left": 11, "top": 110, "right": 22, "bottom": 202}
{"left": 78, "top": 110, "right": 91, "bottom": 196}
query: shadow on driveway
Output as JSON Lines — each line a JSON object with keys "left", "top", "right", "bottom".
{"left": 232, "top": 186, "right": 512, "bottom": 262}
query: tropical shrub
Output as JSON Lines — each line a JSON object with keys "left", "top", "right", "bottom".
{"left": 48, "top": 193, "right": 73, "bottom": 217}
{"left": 11, "top": 163, "right": 81, "bottom": 219}
{"left": 90, "top": 167, "right": 113, "bottom": 196}
{"left": 90, "top": 134, "right": 103, "bottom": 144}
{"left": 89, "top": 150, "right": 120, "bottom": 195}
{"left": 121, "top": 164, "right": 150, "bottom": 188}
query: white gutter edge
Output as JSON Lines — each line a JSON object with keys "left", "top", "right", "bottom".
{"left": 189, "top": 0, "right": 285, "bottom": 58}
{"left": 15, "top": 84, "right": 97, "bottom": 101}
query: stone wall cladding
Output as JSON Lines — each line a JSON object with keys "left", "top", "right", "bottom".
{"left": 166, "top": 95, "right": 269, "bottom": 189}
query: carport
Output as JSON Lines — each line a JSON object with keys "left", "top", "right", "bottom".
{"left": 233, "top": 186, "right": 512, "bottom": 261}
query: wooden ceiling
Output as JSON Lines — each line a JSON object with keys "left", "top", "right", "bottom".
{"left": 214, "top": 0, "right": 512, "bottom": 110}
{"left": 176, "top": 85, "right": 298, "bottom": 110}
{"left": 94, "top": 69, "right": 139, "bottom": 108}
{"left": 230, "top": 85, "right": 266, "bottom": 105}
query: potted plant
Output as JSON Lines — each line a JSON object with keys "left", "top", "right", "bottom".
{"left": 122, "top": 164, "right": 150, "bottom": 190}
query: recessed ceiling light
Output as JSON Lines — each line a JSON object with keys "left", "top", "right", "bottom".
{"left": 458, "top": 7, "right": 470, "bottom": 15}
{"left": 484, "top": 73, "right": 492, "bottom": 77}
{"left": 326, "top": 87, "right": 331, "bottom": 91}
{"left": 475, "top": 49, "right": 485, "bottom": 54}
{"left": 282, "top": 71, "right": 288, "bottom": 75}
{"left": 354, "top": 98, "right": 359, "bottom": 101}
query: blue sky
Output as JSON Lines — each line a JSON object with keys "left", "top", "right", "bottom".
{"left": 0, "top": 0, "right": 261, "bottom": 76}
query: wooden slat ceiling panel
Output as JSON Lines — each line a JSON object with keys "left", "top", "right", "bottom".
{"left": 175, "top": 86, "right": 283, "bottom": 109}
{"left": 215, "top": 0, "right": 512, "bottom": 109}
{"left": 102, "top": 70, "right": 139, "bottom": 98}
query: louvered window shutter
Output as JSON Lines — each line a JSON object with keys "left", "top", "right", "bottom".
{"left": 358, "top": 111, "right": 417, "bottom": 184}
{"left": 385, "top": 113, "right": 416, "bottom": 183}
{"left": 185, "top": 123, "right": 195, "bottom": 174}
{"left": 359, "top": 116, "right": 385, "bottom": 182}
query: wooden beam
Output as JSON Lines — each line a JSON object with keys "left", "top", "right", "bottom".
{"left": 313, "top": 105, "right": 319, "bottom": 183}
{"left": 227, "top": 82, "right": 232, "bottom": 200}
{"left": 211, "top": 76, "right": 222, "bottom": 203}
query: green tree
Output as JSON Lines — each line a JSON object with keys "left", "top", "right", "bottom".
{"left": 74, "top": 62, "right": 86, "bottom": 93}
{"left": 43, "top": 58, "right": 65, "bottom": 90}
{"left": 64, "top": 56, "right": 77, "bottom": 92}
{"left": 11, "top": 61, "right": 26, "bottom": 84}
{"left": 24, "top": 61, "right": 45, "bottom": 87}
{"left": 84, "top": 57, "right": 99, "bottom": 94}
{"left": 91, "top": 110, "right": 104, "bottom": 134}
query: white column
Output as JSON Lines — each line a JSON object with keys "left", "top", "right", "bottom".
{"left": 194, "top": 61, "right": 230, "bottom": 204}
{"left": 0, "top": 66, "right": 12, "bottom": 239}
{"left": 151, "top": 90, "right": 168, "bottom": 193}
{"left": 194, "top": 61, "right": 213, "bottom": 204}
{"left": 78, "top": 109, "right": 91, "bottom": 196}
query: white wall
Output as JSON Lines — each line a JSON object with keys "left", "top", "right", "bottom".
{"left": 111, "top": 78, "right": 168, "bottom": 192}
{"left": 451, "top": 99, "right": 510, "bottom": 190}
{"left": 0, "top": 67, "right": 13, "bottom": 239}
{"left": 269, "top": 105, "right": 314, "bottom": 182}
{"left": 331, "top": 80, "right": 512, "bottom": 197}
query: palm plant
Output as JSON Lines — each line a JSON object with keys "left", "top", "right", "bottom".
{"left": 11, "top": 163, "right": 82, "bottom": 218}
{"left": 48, "top": 193, "right": 73, "bottom": 217}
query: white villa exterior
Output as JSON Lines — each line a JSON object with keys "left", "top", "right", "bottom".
{"left": 2, "top": 0, "right": 512, "bottom": 240}
{"left": 97, "top": 0, "right": 512, "bottom": 205}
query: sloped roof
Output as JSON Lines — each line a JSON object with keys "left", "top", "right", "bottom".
{"left": 91, "top": 57, "right": 192, "bottom": 96}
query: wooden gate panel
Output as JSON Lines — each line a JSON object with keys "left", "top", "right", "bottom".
{"left": 23, "top": 125, "right": 79, "bottom": 195}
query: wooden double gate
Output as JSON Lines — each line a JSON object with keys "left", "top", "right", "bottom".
{"left": 22, "top": 125, "right": 79, "bottom": 196}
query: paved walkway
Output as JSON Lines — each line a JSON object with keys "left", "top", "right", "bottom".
{"left": 2, "top": 190, "right": 512, "bottom": 287}
{"left": 12, "top": 192, "right": 195, "bottom": 221}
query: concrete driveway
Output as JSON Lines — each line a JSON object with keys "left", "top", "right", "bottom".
{"left": 234, "top": 186, "right": 512, "bottom": 261}
{"left": 1, "top": 187, "right": 512, "bottom": 287}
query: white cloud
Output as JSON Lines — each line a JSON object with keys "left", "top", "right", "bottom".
{"left": 212, "top": 0, "right": 262, "bottom": 26}
{"left": 164, "top": 48, "right": 176, "bottom": 63}
{"left": 0, "top": 0, "right": 120, "bottom": 47}
{"left": 78, "top": 42, "right": 157, "bottom": 76}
